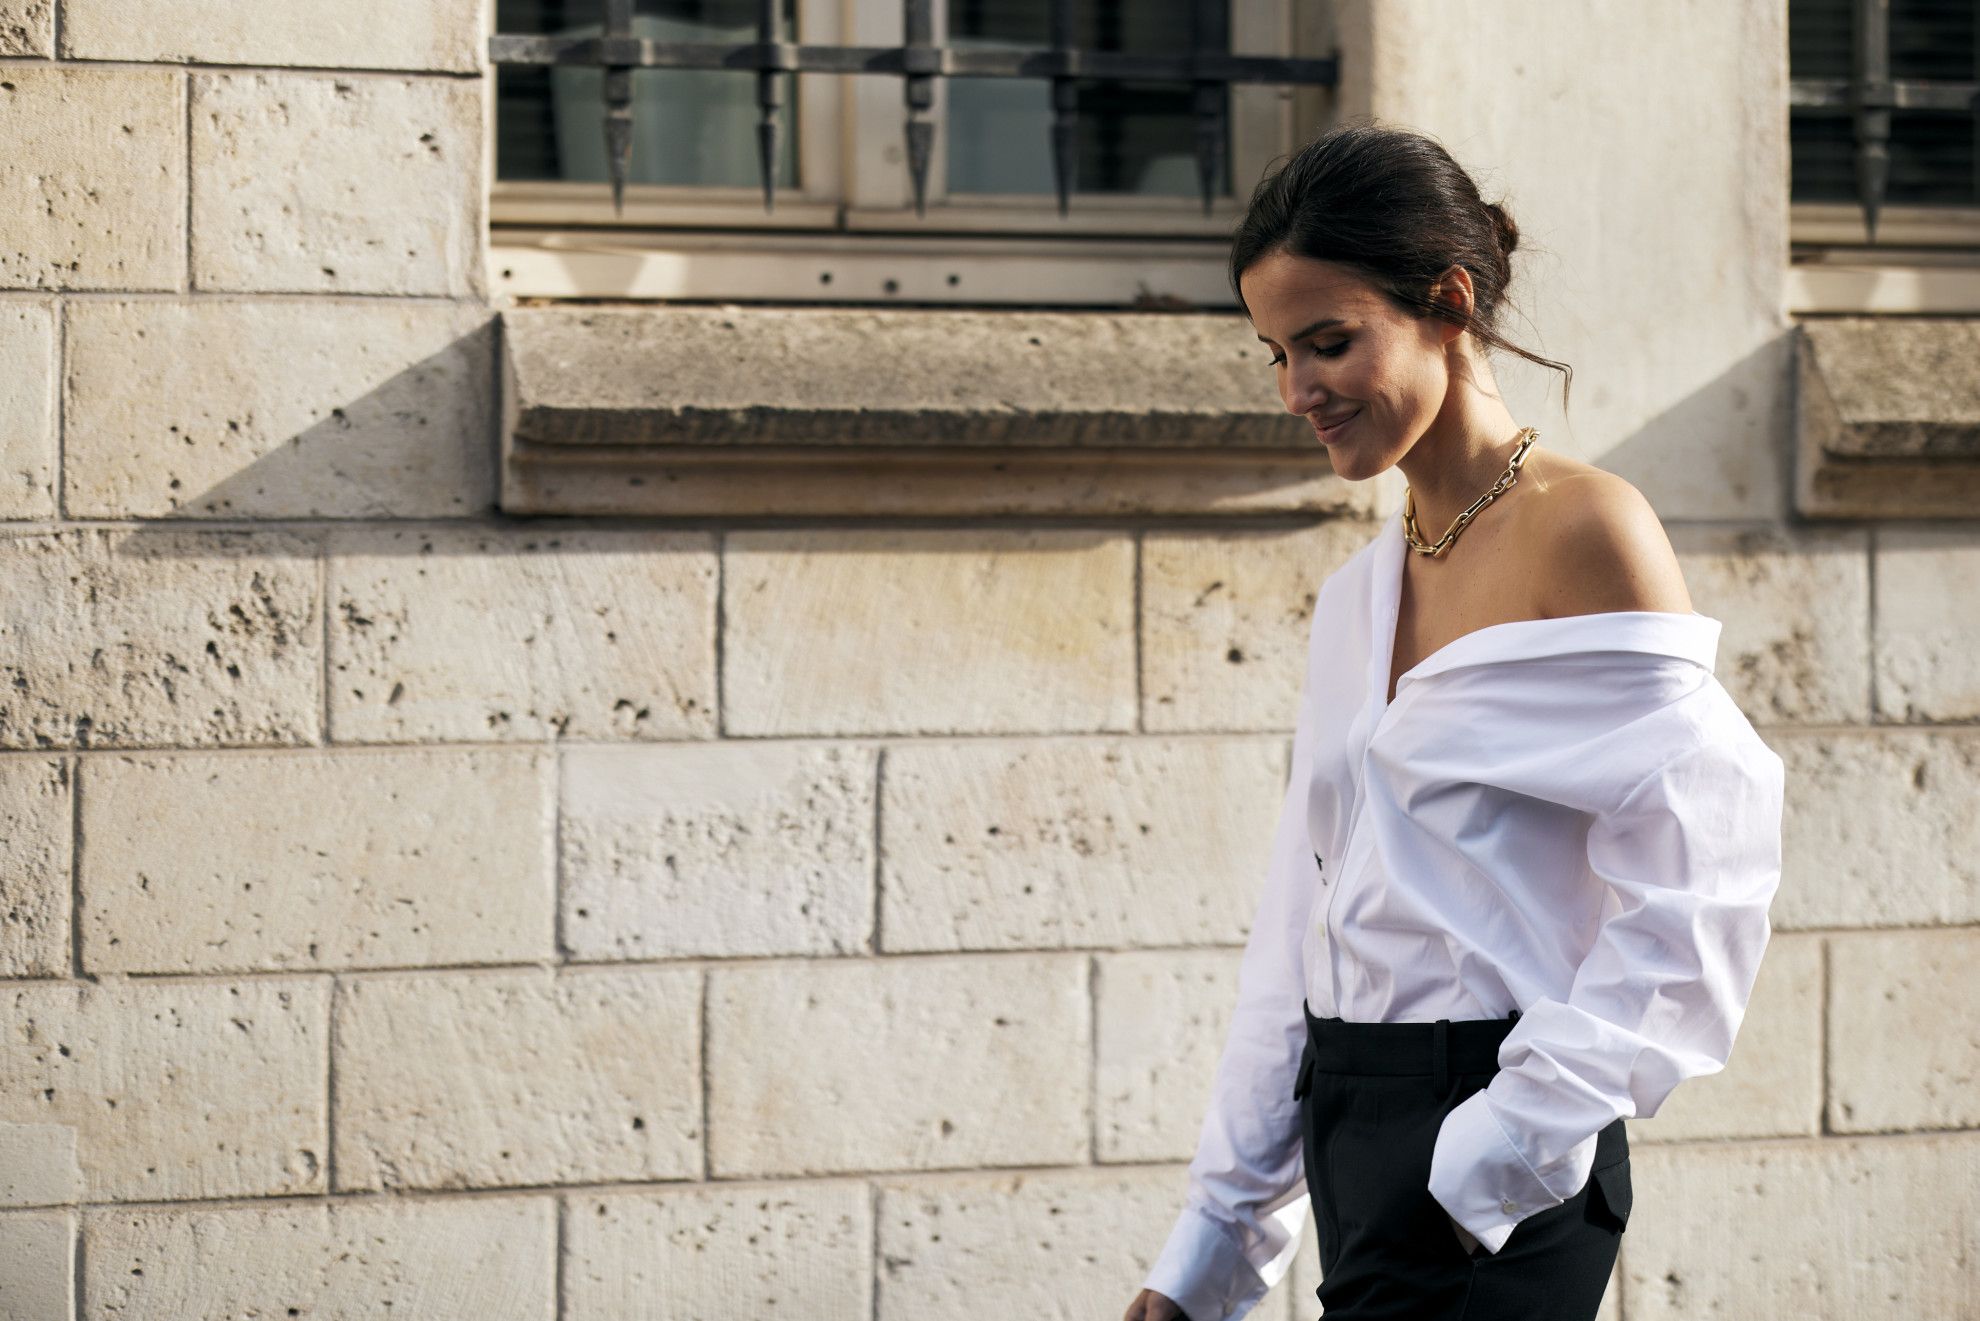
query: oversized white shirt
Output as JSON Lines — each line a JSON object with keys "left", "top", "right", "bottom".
{"left": 1142, "top": 506, "right": 1786, "bottom": 1321}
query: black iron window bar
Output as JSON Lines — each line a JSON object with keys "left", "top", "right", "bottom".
{"left": 488, "top": 0, "right": 1338, "bottom": 220}
{"left": 1789, "top": 0, "right": 1980, "bottom": 240}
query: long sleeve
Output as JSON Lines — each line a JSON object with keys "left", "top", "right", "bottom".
{"left": 1427, "top": 712, "right": 1786, "bottom": 1254}
{"left": 1140, "top": 659, "right": 1323, "bottom": 1320}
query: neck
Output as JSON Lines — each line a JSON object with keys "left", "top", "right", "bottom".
{"left": 1395, "top": 381, "right": 1526, "bottom": 538}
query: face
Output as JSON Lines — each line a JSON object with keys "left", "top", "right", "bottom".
{"left": 1241, "top": 246, "right": 1464, "bottom": 479}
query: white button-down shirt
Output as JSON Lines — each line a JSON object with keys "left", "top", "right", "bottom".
{"left": 1142, "top": 507, "right": 1786, "bottom": 1321}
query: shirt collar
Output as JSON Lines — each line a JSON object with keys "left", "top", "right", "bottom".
{"left": 1370, "top": 506, "right": 1723, "bottom": 694}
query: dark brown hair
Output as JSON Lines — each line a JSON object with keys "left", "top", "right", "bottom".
{"left": 1229, "top": 117, "right": 1573, "bottom": 414}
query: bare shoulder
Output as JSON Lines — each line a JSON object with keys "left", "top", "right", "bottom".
{"left": 1511, "top": 457, "right": 1693, "bottom": 617}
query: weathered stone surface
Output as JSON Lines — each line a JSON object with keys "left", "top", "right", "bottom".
{"left": 64, "top": 299, "right": 496, "bottom": 520}
{"left": 724, "top": 530, "right": 1135, "bottom": 736}
{"left": 567, "top": 1180, "right": 870, "bottom": 1321}
{"left": 333, "top": 967, "right": 701, "bottom": 1192}
{"left": 60, "top": 0, "right": 481, "bottom": 70}
{"left": 1673, "top": 523, "right": 1871, "bottom": 724}
{"left": 503, "top": 305, "right": 1338, "bottom": 450}
{"left": 879, "top": 738, "right": 1284, "bottom": 952}
{"left": 0, "top": 529, "right": 320, "bottom": 750}
{"left": 81, "top": 748, "right": 553, "bottom": 974}
{"left": 874, "top": 1166, "right": 1182, "bottom": 1320}
{"left": 0, "top": 300, "right": 55, "bottom": 519}
{"left": 84, "top": 1197, "right": 552, "bottom": 1317}
{"left": 1829, "top": 928, "right": 1980, "bottom": 1134}
{"left": 1774, "top": 729, "right": 1980, "bottom": 930}
{"left": 1874, "top": 526, "right": 1980, "bottom": 721}
{"left": 0, "top": 757, "right": 68, "bottom": 977}
{"left": 561, "top": 742, "right": 875, "bottom": 960}
{"left": 1621, "top": 1134, "right": 1980, "bottom": 1318}
{"left": 0, "top": 1123, "right": 78, "bottom": 1207}
{"left": 1796, "top": 321, "right": 1980, "bottom": 518}
{"left": 191, "top": 74, "right": 482, "bottom": 297}
{"left": 0, "top": 978, "right": 326, "bottom": 1201}
{"left": 0, "top": 67, "right": 184, "bottom": 291}
{"left": 1143, "top": 523, "right": 1365, "bottom": 732}
{"left": 707, "top": 955, "right": 1087, "bottom": 1177}
{"left": 1094, "top": 949, "right": 1242, "bottom": 1163}
{"left": 0, "top": 2, "right": 51, "bottom": 55}
{"left": 0, "top": 1210, "right": 70, "bottom": 1320}
{"left": 328, "top": 526, "right": 716, "bottom": 744}
{"left": 1630, "top": 931, "right": 1821, "bottom": 1143}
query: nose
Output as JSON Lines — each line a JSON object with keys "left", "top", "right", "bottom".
{"left": 1281, "top": 366, "right": 1332, "bottom": 417}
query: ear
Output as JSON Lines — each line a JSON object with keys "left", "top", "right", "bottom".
{"left": 1427, "top": 265, "right": 1475, "bottom": 346}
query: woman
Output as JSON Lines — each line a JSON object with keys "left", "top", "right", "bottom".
{"left": 1121, "top": 120, "right": 1786, "bottom": 1321}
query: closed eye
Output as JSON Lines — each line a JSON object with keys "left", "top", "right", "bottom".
{"left": 1270, "top": 340, "right": 1350, "bottom": 366}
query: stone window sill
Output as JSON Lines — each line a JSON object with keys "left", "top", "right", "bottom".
{"left": 497, "top": 306, "right": 1372, "bottom": 518}
{"left": 1795, "top": 317, "right": 1980, "bottom": 519}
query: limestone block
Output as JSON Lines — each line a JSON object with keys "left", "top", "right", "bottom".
{"left": 0, "top": 528, "right": 320, "bottom": 750}
{"left": 60, "top": 0, "right": 480, "bottom": 70}
{"left": 0, "top": 978, "right": 327, "bottom": 1201}
{"left": 0, "top": 300, "right": 55, "bottom": 519}
{"left": 1629, "top": 931, "right": 1821, "bottom": 1143}
{"left": 80, "top": 748, "right": 553, "bottom": 974}
{"left": 1829, "top": 928, "right": 1980, "bottom": 1134}
{"left": 567, "top": 1180, "right": 870, "bottom": 1321}
{"left": 0, "top": 2, "right": 51, "bottom": 55}
{"left": 0, "top": 1123, "right": 78, "bottom": 1206}
{"left": 1874, "top": 526, "right": 1980, "bottom": 722}
{"left": 874, "top": 1166, "right": 1184, "bottom": 1320}
{"left": 561, "top": 741, "right": 875, "bottom": 960}
{"left": 1621, "top": 1134, "right": 1980, "bottom": 1317}
{"left": 0, "top": 67, "right": 184, "bottom": 291}
{"left": 328, "top": 526, "right": 717, "bottom": 744}
{"left": 64, "top": 298, "right": 497, "bottom": 519}
{"left": 879, "top": 737, "right": 1285, "bottom": 952}
{"left": 0, "top": 1210, "right": 70, "bottom": 1321}
{"left": 1774, "top": 728, "right": 1980, "bottom": 930}
{"left": 1094, "top": 949, "right": 1242, "bottom": 1163}
{"left": 707, "top": 954, "right": 1087, "bottom": 1177}
{"left": 191, "top": 73, "right": 482, "bottom": 297}
{"left": 84, "top": 1197, "right": 552, "bottom": 1317}
{"left": 723, "top": 529, "right": 1135, "bottom": 736}
{"left": 332, "top": 966, "right": 701, "bottom": 1192}
{"left": 1141, "top": 523, "right": 1361, "bottom": 733}
{"left": 0, "top": 757, "right": 69, "bottom": 976}
{"left": 1672, "top": 523, "right": 1871, "bottom": 724}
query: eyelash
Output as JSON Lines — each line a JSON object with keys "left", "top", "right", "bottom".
{"left": 1269, "top": 340, "right": 1350, "bottom": 366}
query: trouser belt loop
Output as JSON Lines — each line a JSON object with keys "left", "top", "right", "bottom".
{"left": 1432, "top": 1018, "right": 1450, "bottom": 1093}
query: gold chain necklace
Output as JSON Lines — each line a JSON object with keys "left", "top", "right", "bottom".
{"left": 1400, "top": 426, "right": 1540, "bottom": 558}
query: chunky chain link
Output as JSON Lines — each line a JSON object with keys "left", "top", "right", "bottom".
{"left": 1400, "top": 426, "right": 1540, "bottom": 558}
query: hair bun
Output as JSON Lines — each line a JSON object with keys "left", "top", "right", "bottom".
{"left": 1486, "top": 200, "right": 1519, "bottom": 257}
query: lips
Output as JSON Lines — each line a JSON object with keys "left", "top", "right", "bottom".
{"left": 1313, "top": 408, "right": 1360, "bottom": 439}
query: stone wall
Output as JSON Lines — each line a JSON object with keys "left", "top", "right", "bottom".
{"left": 3, "top": 3, "right": 1977, "bottom": 1319}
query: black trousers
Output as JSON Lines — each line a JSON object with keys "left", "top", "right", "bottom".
{"left": 1293, "top": 999, "right": 1631, "bottom": 1320}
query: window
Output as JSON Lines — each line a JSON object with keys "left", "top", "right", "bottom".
{"left": 1788, "top": 0, "right": 1980, "bottom": 312}
{"left": 488, "top": 0, "right": 1335, "bottom": 306}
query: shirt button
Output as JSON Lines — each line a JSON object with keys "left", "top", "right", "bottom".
{"left": 1501, "top": 1197, "right": 1519, "bottom": 1214}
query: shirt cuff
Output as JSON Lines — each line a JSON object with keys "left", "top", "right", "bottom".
{"left": 1141, "top": 1202, "right": 1274, "bottom": 1321}
{"left": 1426, "top": 1088, "right": 1563, "bottom": 1255}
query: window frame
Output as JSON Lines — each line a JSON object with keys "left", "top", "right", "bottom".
{"left": 487, "top": 0, "right": 1332, "bottom": 305}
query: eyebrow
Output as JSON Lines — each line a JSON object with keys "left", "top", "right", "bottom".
{"left": 1254, "top": 317, "right": 1346, "bottom": 346}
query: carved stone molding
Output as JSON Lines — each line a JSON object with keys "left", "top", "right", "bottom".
{"left": 1795, "top": 318, "right": 1980, "bottom": 519}
{"left": 497, "top": 305, "right": 1371, "bottom": 518}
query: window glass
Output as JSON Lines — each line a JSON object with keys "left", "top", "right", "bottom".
{"left": 945, "top": 0, "right": 1233, "bottom": 198}
{"left": 495, "top": 0, "right": 801, "bottom": 188}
